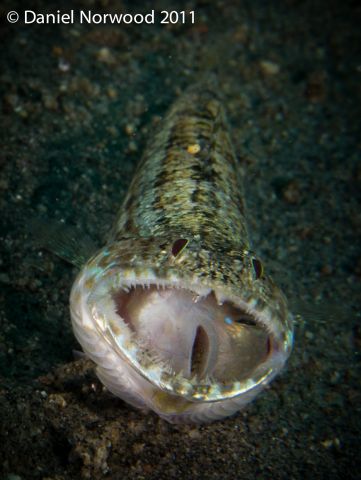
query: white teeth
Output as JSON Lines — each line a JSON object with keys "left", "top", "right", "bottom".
{"left": 248, "top": 298, "right": 257, "bottom": 308}
{"left": 214, "top": 289, "right": 226, "bottom": 305}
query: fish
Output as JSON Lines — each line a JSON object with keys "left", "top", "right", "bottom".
{"left": 69, "top": 84, "right": 294, "bottom": 423}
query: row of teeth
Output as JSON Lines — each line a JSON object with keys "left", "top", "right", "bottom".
{"left": 117, "top": 279, "right": 276, "bottom": 334}
{"left": 84, "top": 276, "right": 281, "bottom": 401}
{"left": 87, "top": 268, "right": 278, "bottom": 338}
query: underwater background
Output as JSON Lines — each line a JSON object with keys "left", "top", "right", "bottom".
{"left": 0, "top": 0, "right": 360, "bottom": 478}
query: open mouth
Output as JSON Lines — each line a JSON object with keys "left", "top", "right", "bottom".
{"left": 70, "top": 261, "right": 292, "bottom": 420}
{"left": 93, "top": 283, "right": 274, "bottom": 395}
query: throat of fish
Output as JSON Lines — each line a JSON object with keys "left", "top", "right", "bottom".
{"left": 111, "top": 285, "right": 268, "bottom": 381}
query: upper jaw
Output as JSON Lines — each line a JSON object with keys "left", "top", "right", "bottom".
{"left": 77, "top": 259, "right": 292, "bottom": 403}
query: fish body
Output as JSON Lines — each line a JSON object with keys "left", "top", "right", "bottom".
{"left": 70, "top": 85, "right": 293, "bottom": 423}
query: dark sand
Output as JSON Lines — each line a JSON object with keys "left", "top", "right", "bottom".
{"left": 1, "top": 0, "right": 360, "bottom": 478}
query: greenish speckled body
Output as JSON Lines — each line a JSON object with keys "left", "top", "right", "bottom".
{"left": 114, "top": 87, "right": 248, "bottom": 246}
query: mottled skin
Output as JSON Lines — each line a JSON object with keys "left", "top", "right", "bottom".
{"left": 70, "top": 85, "right": 293, "bottom": 422}
{"left": 114, "top": 87, "right": 247, "bottom": 245}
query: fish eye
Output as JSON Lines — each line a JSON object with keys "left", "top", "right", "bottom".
{"left": 171, "top": 238, "right": 189, "bottom": 257}
{"left": 252, "top": 257, "right": 263, "bottom": 280}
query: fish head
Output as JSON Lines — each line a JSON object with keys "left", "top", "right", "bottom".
{"left": 70, "top": 235, "right": 293, "bottom": 422}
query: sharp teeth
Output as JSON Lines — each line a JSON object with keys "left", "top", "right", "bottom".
{"left": 203, "top": 374, "right": 213, "bottom": 386}
{"left": 189, "top": 374, "right": 200, "bottom": 384}
{"left": 214, "top": 289, "right": 226, "bottom": 305}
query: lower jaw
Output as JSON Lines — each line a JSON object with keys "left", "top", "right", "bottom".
{"left": 71, "top": 269, "right": 291, "bottom": 420}
{"left": 95, "top": 352, "right": 280, "bottom": 423}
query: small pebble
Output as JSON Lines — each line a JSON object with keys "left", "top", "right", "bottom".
{"left": 259, "top": 60, "right": 280, "bottom": 76}
{"left": 125, "top": 124, "right": 135, "bottom": 136}
{"left": 282, "top": 180, "right": 301, "bottom": 204}
{"left": 128, "top": 141, "right": 138, "bottom": 153}
{"left": 107, "top": 86, "right": 118, "bottom": 99}
{"left": 321, "top": 438, "right": 341, "bottom": 449}
{"left": 58, "top": 58, "right": 70, "bottom": 72}
{"left": 48, "top": 393, "right": 67, "bottom": 408}
{"left": 188, "top": 428, "right": 201, "bottom": 439}
{"left": 96, "top": 47, "right": 115, "bottom": 64}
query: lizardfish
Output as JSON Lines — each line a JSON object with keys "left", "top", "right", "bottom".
{"left": 69, "top": 85, "right": 293, "bottom": 422}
